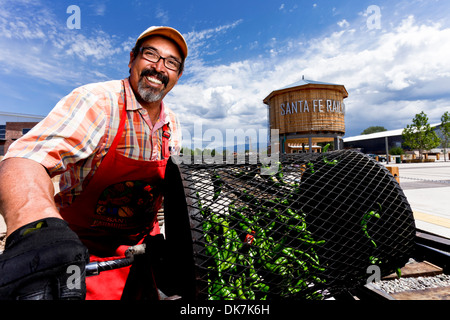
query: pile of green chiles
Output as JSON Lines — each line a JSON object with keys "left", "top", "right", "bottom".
{"left": 197, "top": 163, "right": 327, "bottom": 300}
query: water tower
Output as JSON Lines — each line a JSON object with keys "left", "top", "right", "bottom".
{"left": 263, "top": 78, "right": 348, "bottom": 153}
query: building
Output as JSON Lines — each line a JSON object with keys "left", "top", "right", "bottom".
{"left": 343, "top": 123, "right": 443, "bottom": 155}
{"left": 0, "top": 111, "right": 45, "bottom": 156}
{"left": 263, "top": 78, "right": 348, "bottom": 153}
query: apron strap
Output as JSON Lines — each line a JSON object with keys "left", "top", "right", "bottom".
{"left": 162, "top": 124, "right": 171, "bottom": 159}
{"left": 109, "top": 82, "right": 129, "bottom": 153}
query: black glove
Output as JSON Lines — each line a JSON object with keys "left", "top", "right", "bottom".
{"left": 0, "top": 218, "right": 89, "bottom": 300}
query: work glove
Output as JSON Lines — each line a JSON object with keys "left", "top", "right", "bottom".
{"left": 0, "top": 218, "right": 89, "bottom": 300}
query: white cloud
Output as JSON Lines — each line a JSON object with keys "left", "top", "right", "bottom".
{"left": 65, "top": 31, "right": 122, "bottom": 61}
{"left": 337, "top": 19, "right": 350, "bottom": 28}
{"left": 185, "top": 20, "right": 243, "bottom": 43}
{"left": 295, "top": 16, "right": 450, "bottom": 133}
{"left": 155, "top": 7, "right": 169, "bottom": 24}
{"left": 0, "top": 1, "right": 57, "bottom": 40}
{"left": 167, "top": 15, "right": 450, "bottom": 139}
{"left": 90, "top": 2, "right": 107, "bottom": 16}
{"left": 183, "top": 20, "right": 243, "bottom": 60}
{"left": 0, "top": 1, "right": 126, "bottom": 85}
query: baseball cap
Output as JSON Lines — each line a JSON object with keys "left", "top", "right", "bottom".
{"left": 136, "top": 26, "right": 188, "bottom": 59}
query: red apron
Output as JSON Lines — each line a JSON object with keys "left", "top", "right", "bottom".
{"left": 59, "top": 81, "right": 170, "bottom": 300}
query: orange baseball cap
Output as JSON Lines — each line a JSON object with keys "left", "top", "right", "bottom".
{"left": 136, "top": 26, "right": 188, "bottom": 58}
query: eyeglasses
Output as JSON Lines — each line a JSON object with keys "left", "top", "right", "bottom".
{"left": 139, "top": 47, "right": 182, "bottom": 72}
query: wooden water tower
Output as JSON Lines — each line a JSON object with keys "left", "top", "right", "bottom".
{"left": 263, "top": 78, "right": 348, "bottom": 153}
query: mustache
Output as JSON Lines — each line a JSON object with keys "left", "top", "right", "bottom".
{"left": 140, "top": 68, "right": 169, "bottom": 87}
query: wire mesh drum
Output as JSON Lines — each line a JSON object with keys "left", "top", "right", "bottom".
{"left": 161, "top": 150, "right": 416, "bottom": 300}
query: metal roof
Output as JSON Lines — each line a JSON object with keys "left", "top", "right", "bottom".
{"left": 263, "top": 77, "right": 348, "bottom": 104}
{"left": 0, "top": 111, "right": 45, "bottom": 124}
{"left": 343, "top": 123, "right": 441, "bottom": 142}
{"left": 276, "top": 78, "right": 345, "bottom": 91}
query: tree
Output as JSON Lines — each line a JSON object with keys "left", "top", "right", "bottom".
{"left": 441, "top": 111, "right": 450, "bottom": 162}
{"left": 361, "top": 126, "right": 387, "bottom": 135}
{"left": 389, "top": 147, "right": 404, "bottom": 155}
{"left": 402, "top": 111, "right": 441, "bottom": 160}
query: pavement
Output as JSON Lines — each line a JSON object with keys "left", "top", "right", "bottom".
{"left": 385, "top": 160, "right": 450, "bottom": 239}
{"left": 1, "top": 160, "right": 449, "bottom": 240}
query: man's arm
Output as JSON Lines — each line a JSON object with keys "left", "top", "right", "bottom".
{"left": 0, "top": 158, "right": 62, "bottom": 238}
{"left": 0, "top": 157, "right": 88, "bottom": 300}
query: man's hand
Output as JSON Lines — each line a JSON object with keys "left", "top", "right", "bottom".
{"left": 0, "top": 218, "right": 89, "bottom": 300}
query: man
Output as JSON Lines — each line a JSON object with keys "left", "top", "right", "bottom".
{"left": 0, "top": 26, "right": 188, "bottom": 300}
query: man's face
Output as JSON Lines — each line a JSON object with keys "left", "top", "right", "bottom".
{"left": 128, "top": 36, "right": 183, "bottom": 105}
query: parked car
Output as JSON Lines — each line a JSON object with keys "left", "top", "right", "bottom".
{"left": 367, "top": 154, "right": 386, "bottom": 162}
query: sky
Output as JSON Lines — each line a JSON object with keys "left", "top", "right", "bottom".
{"left": 0, "top": 0, "right": 449, "bottom": 149}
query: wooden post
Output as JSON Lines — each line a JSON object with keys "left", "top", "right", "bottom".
{"left": 308, "top": 136, "right": 313, "bottom": 153}
{"left": 386, "top": 166, "right": 400, "bottom": 183}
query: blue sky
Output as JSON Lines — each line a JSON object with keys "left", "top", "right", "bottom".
{"left": 1, "top": 0, "right": 449, "bottom": 146}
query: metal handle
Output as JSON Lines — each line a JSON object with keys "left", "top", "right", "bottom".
{"left": 86, "top": 244, "right": 146, "bottom": 277}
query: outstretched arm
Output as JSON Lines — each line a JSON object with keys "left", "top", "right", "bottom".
{"left": 0, "top": 158, "right": 62, "bottom": 237}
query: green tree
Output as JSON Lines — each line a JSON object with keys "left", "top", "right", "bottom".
{"left": 441, "top": 111, "right": 450, "bottom": 162}
{"left": 402, "top": 111, "right": 441, "bottom": 160}
{"left": 361, "top": 126, "right": 387, "bottom": 135}
{"left": 389, "top": 146, "right": 404, "bottom": 155}
{"left": 180, "top": 147, "right": 195, "bottom": 156}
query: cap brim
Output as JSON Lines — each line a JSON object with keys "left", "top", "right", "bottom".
{"left": 136, "top": 26, "right": 188, "bottom": 59}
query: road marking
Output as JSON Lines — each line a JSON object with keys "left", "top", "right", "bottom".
{"left": 413, "top": 211, "right": 450, "bottom": 228}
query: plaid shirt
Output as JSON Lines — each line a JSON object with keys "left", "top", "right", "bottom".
{"left": 4, "top": 78, "right": 181, "bottom": 209}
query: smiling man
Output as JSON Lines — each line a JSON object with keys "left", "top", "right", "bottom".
{"left": 129, "top": 31, "right": 185, "bottom": 123}
{"left": 0, "top": 26, "right": 187, "bottom": 300}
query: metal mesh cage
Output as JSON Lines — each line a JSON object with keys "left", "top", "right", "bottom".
{"left": 161, "top": 150, "right": 416, "bottom": 300}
